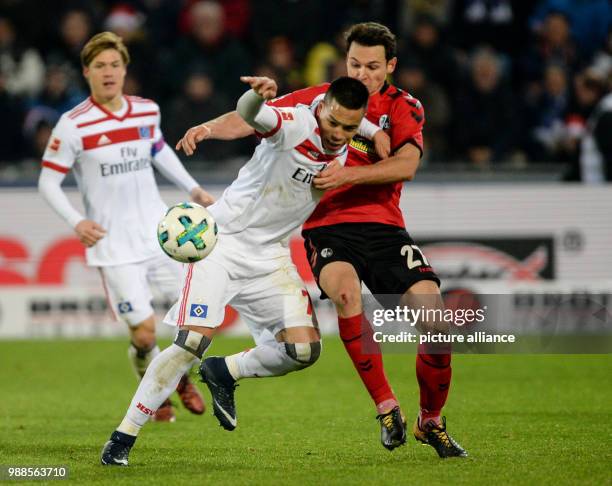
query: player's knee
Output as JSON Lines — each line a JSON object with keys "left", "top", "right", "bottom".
{"left": 284, "top": 341, "right": 322, "bottom": 368}
{"left": 331, "top": 286, "right": 362, "bottom": 315}
{"left": 131, "top": 327, "right": 156, "bottom": 350}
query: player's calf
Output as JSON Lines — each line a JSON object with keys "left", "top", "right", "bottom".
{"left": 127, "top": 316, "right": 158, "bottom": 378}
{"left": 227, "top": 339, "right": 321, "bottom": 379}
{"left": 203, "top": 339, "right": 321, "bottom": 430}
{"left": 127, "top": 341, "right": 160, "bottom": 379}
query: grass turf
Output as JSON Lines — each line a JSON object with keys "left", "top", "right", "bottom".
{"left": 0, "top": 338, "right": 610, "bottom": 485}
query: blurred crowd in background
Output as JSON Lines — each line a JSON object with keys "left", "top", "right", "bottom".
{"left": 0, "top": 0, "right": 610, "bottom": 180}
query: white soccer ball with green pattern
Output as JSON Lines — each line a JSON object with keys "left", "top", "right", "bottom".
{"left": 157, "top": 202, "right": 218, "bottom": 263}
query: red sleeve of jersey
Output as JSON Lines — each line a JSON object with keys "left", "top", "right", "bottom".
{"left": 267, "top": 83, "right": 330, "bottom": 108}
{"left": 389, "top": 93, "right": 425, "bottom": 156}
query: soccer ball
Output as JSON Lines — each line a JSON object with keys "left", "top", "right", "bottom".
{"left": 157, "top": 202, "right": 218, "bottom": 263}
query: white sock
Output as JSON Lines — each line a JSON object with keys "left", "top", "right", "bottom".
{"left": 117, "top": 343, "right": 198, "bottom": 436}
{"left": 127, "top": 343, "right": 160, "bottom": 379}
{"left": 225, "top": 341, "right": 307, "bottom": 380}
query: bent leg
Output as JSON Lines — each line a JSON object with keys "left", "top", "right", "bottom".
{"left": 226, "top": 325, "right": 321, "bottom": 380}
{"left": 102, "top": 326, "right": 213, "bottom": 465}
{"left": 224, "top": 263, "right": 321, "bottom": 380}
{"left": 99, "top": 264, "right": 161, "bottom": 379}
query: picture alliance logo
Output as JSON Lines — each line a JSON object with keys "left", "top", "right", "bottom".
{"left": 421, "top": 237, "right": 555, "bottom": 281}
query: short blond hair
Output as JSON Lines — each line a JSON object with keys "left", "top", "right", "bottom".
{"left": 80, "top": 31, "right": 130, "bottom": 67}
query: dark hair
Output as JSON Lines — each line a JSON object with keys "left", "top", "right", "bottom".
{"left": 324, "top": 76, "right": 369, "bottom": 110}
{"left": 345, "top": 22, "right": 396, "bottom": 60}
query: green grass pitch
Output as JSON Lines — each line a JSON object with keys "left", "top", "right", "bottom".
{"left": 0, "top": 338, "right": 610, "bottom": 485}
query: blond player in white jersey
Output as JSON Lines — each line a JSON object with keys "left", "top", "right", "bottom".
{"left": 38, "top": 32, "right": 211, "bottom": 421}
{"left": 100, "top": 75, "right": 369, "bottom": 465}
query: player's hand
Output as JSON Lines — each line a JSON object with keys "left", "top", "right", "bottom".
{"left": 74, "top": 219, "right": 106, "bottom": 247}
{"left": 240, "top": 76, "right": 278, "bottom": 100}
{"left": 190, "top": 186, "right": 215, "bottom": 207}
{"left": 313, "top": 160, "right": 354, "bottom": 190}
{"left": 175, "top": 124, "right": 212, "bottom": 156}
{"left": 373, "top": 130, "right": 391, "bottom": 159}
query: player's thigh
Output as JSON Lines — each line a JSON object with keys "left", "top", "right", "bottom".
{"left": 233, "top": 262, "right": 317, "bottom": 338}
{"left": 146, "top": 253, "right": 186, "bottom": 301}
{"left": 163, "top": 259, "right": 236, "bottom": 329}
{"left": 99, "top": 262, "right": 153, "bottom": 327}
{"left": 366, "top": 227, "right": 440, "bottom": 299}
{"left": 303, "top": 224, "right": 367, "bottom": 301}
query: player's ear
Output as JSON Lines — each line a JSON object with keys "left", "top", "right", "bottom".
{"left": 387, "top": 57, "right": 397, "bottom": 75}
{"left": 82, "top": 66, "right": 90, "bottom": 80}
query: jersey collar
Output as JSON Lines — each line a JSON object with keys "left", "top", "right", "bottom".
{"left": 89, "top": 95, "right": 132, "bottom": 121}
{"left": 366, "top": 81, "right": 389, "bottom": 106}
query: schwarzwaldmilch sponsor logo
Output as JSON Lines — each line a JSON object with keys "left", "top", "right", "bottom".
{"left": 421, "top": 237, "right": 555, "bottom": 280}
{"left": 349, "top": 135, "right": 376, "bottom": 156}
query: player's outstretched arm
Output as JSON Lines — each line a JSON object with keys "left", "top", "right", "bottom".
{"left": 240, "top": 76, "right": 278, "bottom": 100}
{"left": 176, "top": 74, "right": 278, "bottom": 155}
{"left": 236, "top": 76, "right": 279, "bottom": 133}
{"left": 175, "top": 111, "right": 255, "bottom": 156}
{"left": 38, "top": 168, "right": 106, "bottom": 247}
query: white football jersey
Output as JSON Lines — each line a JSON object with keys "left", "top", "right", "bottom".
{"left": 208, "top": 104, "right": 347, "bottom": 248}
{"left": 42, "top": 96, "right": 169, "bottom": 266}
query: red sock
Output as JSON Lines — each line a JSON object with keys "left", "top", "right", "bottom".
{"left": 416, "top": 342, "right": 452, "bottom": 424}
{"left": 338, "top": 314, "right": 397, "bottom": 412}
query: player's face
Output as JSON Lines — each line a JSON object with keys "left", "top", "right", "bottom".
{"left": 83, "top": 49, "right": 126, "bottom": 103}
{"left": 317, "top": 99, "right": 364, "bottom": 152}
{"left": 346, "top": 43, "right": 397, "bottom": 95}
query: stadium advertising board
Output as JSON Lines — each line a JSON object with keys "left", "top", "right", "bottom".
{"left": 0, "top": 185, "right": 610, "bottom": 339}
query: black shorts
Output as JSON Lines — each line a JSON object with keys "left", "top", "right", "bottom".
{"left": 302, "top": 222, "right": 440, "bottom": 299}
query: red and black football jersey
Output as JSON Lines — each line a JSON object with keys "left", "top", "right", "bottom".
{"left": 269, "top": 81, "right": 425, "bottom": 230}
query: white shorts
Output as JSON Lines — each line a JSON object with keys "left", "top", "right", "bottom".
{"left": 99, "top": 253, "right": 185, "bottom": 327}
{"left": 163, "top": 234, "right": 315, "bottom": 339}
